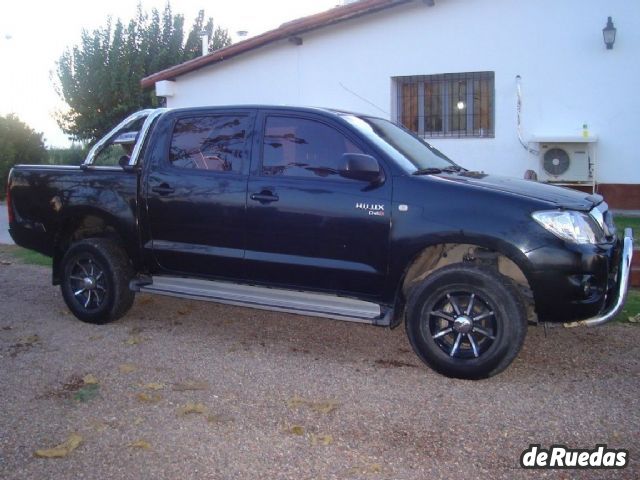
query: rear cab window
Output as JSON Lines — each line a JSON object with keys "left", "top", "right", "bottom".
{"left": 93, "top": 118, "right": 146, "bottom": 167}
{"left": 169, "top": 115, "right": 251, "bottom": 173}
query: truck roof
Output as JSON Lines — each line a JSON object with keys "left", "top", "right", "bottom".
{"left": 164, "top": 105, "right": 377, "bottom": 119}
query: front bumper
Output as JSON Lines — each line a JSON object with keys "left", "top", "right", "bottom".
{"left": 564, "top": 227, "right": 633, "bottom": 327}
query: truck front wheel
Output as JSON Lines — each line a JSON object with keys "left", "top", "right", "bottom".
{"left": 60, "top": 238, "right": 135, "bottom": 324}
{"left": 405, "top": 264, "right": 527, "bottom": 379}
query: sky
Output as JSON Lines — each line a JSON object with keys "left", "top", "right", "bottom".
{"left": 0, "top": 0, "right": 338, "bottom": 147}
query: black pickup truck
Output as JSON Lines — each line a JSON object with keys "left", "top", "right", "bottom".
{"left": 6, "top": 106, "right": 634, "bottom": 379}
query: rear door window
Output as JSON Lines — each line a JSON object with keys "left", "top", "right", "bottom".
{"left": 262, "top": 116, "right": 363, "bottom": 179}
{"left": 169, "top": 115, "right": 250, "bottom": 173}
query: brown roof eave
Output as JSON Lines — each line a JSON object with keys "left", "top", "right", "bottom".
{"left": 140, "top": 0, "right": 413, "bottom": 89}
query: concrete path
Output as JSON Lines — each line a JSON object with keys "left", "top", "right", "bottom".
{"left": 0, "top": 202, "right": 13, "bottom": 245}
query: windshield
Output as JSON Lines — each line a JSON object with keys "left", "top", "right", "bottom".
{"left": 343, "top": 115, "right": 459, "bottom": 173}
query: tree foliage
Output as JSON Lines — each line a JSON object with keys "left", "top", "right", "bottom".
{"left": 47, "top": 145, "right": 87, "bottom": 166}
{"left": 56, "top": 2, "right": 231, "bottom": 143}
{"left": 0, "top": 114, "right": 48, "bottom": 197}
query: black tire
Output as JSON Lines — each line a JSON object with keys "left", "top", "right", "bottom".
{"left": 60, "top": 238, "right": 135, "bottom": 324}
{"left": 405, "top": 263, "right": 527, "bottom": 380}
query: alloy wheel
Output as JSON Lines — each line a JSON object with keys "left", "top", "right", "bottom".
{"left": 67, "top": 255, "right": 108, "bottom": 311}
{"left": 425, "top": 291, "right": 498, "bottom": 359}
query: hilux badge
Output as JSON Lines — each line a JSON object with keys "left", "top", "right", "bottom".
{"left": 356, "top": 203, "right": 385, "bottom": 216}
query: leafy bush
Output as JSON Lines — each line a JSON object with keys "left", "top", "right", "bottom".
{"left": 48, "top": 145, "right": 87, "bottom": 166}
{"left": 0, "top": 114, "right": 47, "bottom": 198}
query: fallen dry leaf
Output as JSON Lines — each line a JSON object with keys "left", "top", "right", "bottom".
{"left": 34, "top": 433, "right": 83, "bottom": 458}
{"left": 309, "top": 401, "right": 339, "bottom": 414}
{"left": 177, "top": 402, "right": 208, "bottom": 416}
{"left": 118, "top": 363, "right": 137, "bottom": 374}
{"left": 287, "top": 425, "right": 305, "bottom": 436}
{"left": 628, "top": 314, "right": 640, "bottom": 324}
{"left": 128, "top": 439, "right": 151, "bottom": 450}
{"left": 287, "top": 395, "right": 339, "bottom": 414}
{"left": 88, "top": 335, "right": 103, "bottom": 341}
{"left": 125, "top": 336, "right": 143, "bottom": 345}
{"left": 310, "top": 433, "right": 333, "bottom": 446}
{"left": 89, "top": 421, "right": 108, "bottom": 432}
{"left": 136, "top": 392, "right": 162, "bottom": 403}
{"left": 82, "top": 374, "right": 99, "bottom": 385}
{"left": 172, "top": 381, "right": 208, "bottom": 392}
{"left": 206, "top": 413, "right": 234, "bottom": 425}
{"left": 140, "top": 382, "right": 165, "bottom": 391}
{"left": 287, "top": 394, "right": 306, "bottom": 409}
{"left": 133, "top": 417, "right": 144, "bottom": 426}
{"left": 18, "top": 334, "right": 41, "bottom": 345}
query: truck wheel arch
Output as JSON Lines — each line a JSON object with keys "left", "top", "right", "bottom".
{"left": 52, "top": 211, "right": 137, "bottom": 285}
{"left": 392, "top": 241, "right": 535, "bottom": 328}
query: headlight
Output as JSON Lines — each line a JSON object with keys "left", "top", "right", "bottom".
{"left": 532, "top": 210, "right": 602, "bottom": 244}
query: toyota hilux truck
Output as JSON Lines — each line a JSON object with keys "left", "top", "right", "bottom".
{"left": 6, "top": 106, "right": 634, "bottom": 379}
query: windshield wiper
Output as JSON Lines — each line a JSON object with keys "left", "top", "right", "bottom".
{"left": 413, "top": 165, "right": 465, "bottom": 176}
{"left": 442, "top": 165, "right": 465, "bottom": 173}
{"left": 413, "top": 167, "right": 444, "bottom": 175}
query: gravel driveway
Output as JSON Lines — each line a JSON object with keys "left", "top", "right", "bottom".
{"left": 0, "top": 257, "right": 638, "bottom": 479}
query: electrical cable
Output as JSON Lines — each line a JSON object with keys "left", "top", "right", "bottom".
{"left": 516, "top": 75, "right": 539, "bottom": 156}
{"left": 339, "top": 82, "right": 388, "bottom": 115}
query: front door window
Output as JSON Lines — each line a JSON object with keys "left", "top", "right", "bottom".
{"left": 262, "top": 116, "right": 363, "bottom": 179}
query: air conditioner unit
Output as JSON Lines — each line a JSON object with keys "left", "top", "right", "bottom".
{"left": 538, "top": 142, "right": 592, "bottom": 183}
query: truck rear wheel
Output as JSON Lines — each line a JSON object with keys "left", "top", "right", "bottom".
{"left": 405, "top": 263, "right": 527, "bottom": 379}
{"left": 60, "top": 238, "right": 135, "bottom": 324}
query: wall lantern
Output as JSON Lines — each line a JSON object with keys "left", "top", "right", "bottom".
{"left": 602, "top": 16, "right": 616, "bottom": 50}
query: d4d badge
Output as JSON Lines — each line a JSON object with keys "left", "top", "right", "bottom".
{"left": 355, "top": 203, "right": 385, "bottom": 216}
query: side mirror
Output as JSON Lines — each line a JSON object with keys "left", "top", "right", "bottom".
{"left": 338, "top": 154, "right": 382, "bottom": 184}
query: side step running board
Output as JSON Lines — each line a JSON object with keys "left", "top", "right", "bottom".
{"left": 138, "top": 276, "right": 391, "bottom": 326}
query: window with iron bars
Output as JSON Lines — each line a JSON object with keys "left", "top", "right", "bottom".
{"left": 394, "top": 72, "right": 495, "bottom": 138}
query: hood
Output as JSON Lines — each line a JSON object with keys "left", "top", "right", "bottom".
{"left": 427, "top": 172, "right": 602, "bottom": 211}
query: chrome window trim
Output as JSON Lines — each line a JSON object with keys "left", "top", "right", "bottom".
{"left": 129, "top": 108, "right": 167, "bottom": 166}
{"left": 83, "top": 109, "right": 167, "bottom": 166}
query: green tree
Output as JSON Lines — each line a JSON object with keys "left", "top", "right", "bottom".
{"left": 47, "top": 145, "right": 87, "bottom": 166}
{"left": 0, "top": 114, "right": 47, "bottom": 198}
{"left": 56, "top": 1, "right": 231, "bottom": 143}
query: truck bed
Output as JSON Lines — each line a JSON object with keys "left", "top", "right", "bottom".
{"left": 7, "top": 165, "right": 138, "bottom": 258}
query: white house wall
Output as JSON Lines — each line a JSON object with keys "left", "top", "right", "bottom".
{"left": 166, "top": 0, "right": 640, "bottom": 184}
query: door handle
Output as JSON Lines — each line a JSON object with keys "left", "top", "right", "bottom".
{"left": 250, "top": 191, "right": 279, "bottom": 203}
{"left": 151, "top": 183, "right": 175, "bottom": 195}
